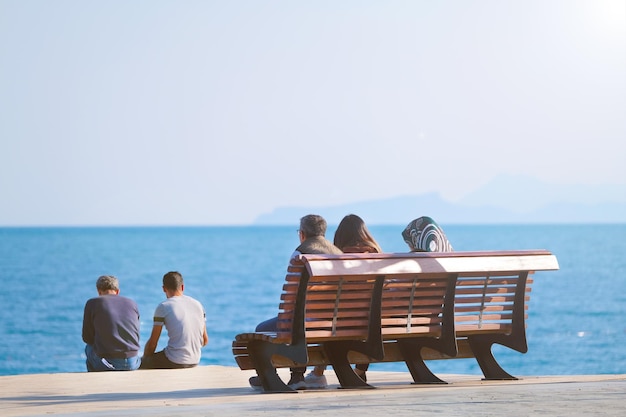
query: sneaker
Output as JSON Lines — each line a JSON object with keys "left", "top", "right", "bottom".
{"left": 355, "top": 369, "right": 367, "bottom": 383}
{"left": 287, "top": 373, "right": 307, "bottom": 390}
{"left": 303, "top": 372, "right": 328, "bottom": 389}
{"left": 248, "top": 375, "right": 263, "bottom": 391}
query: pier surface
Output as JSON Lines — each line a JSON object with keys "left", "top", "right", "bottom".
{"left": 1, "top": 366, "right": 624, "bottom": 416}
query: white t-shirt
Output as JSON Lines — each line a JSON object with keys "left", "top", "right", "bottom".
{"left": 153, "top": 295, "right": 206, "bottom": 365}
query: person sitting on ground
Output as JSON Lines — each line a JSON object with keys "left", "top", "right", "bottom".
{"left": 249, "top": 214, "right": 343, "bottom": 391}
{"left": 305, "top": 213, "right": 383, "bottom": 386}
{"left": 82, "top": 275, "right": 141, "bottom": 371}
{"left": 140, "top": 271, "right": 209, "bottom": 369}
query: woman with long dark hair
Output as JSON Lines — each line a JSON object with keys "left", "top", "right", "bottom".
{"left": 304, "top": 214, "right": 381, "bottom": 387}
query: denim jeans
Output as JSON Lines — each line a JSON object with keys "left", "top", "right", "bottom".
{"left": 85, "top": 345, "right": 141, "bottom": 372}
{"left": 256, "top": 316, "right": 305, "bottom": 376}
{"left": 255, "top": 316, "right": 279, "bottom": 332}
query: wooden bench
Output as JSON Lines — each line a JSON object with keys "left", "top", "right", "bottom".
{"left": 232, "top": 250, "right": 559, "bottom": 392}
{"left": 232, "top": 253, "right": 457, "bottom": 392}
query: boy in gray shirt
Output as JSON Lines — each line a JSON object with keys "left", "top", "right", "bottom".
{"left": 82, "top": 275, "right": 141, "bottom": 371}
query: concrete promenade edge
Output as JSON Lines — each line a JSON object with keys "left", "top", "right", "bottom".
{"left": 1, "top": 366, "right": 625, "bottom": 417}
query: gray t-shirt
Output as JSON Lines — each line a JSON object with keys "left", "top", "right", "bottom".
{"left": 153, "top": 295, "right": 206, "bottom": 365}
{"left": 82, "top": 294, "right": 140, "bottom": 359}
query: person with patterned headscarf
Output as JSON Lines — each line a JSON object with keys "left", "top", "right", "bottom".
{"left": 402, "top": 216, "right": 453, "bottom": 252}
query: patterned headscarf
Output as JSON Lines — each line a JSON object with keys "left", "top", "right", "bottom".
{"left": 402, "top": 216, "right": 453, "bottom": 252}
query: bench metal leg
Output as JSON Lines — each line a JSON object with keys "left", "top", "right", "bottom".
{"left": 324, "top": 341, "right": 374, "bottom": 389}
{"left": 467, "top": 336, "right": 518, "bottom": 380}
{"left": 248, "top": 340, "right": 306, "bottom": 393}
{"left": 397, "top": 273, "right": 458, "bottom": 385}
{"left": 322, "top": 276, "right": 384, "bottom": 389}
{"left": 466, "top": 271, "right": 529, "bottom": 380}
{"left": 398, "top": 339, "right": 447, "bottom": 384}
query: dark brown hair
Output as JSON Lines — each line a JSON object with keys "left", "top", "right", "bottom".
{"left": 333, "top": 214, "right": 382, "bottom": 253}
{"left": 163, "top": 271, "right": 184, "bottom": 290}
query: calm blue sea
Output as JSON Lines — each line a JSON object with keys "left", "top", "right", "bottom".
{"left": 0, "top": 224, "right": 625, "bottom": 377}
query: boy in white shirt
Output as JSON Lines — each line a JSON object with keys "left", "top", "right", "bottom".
{"left": 141, "top": 271, "right": 209, "bottom": 369}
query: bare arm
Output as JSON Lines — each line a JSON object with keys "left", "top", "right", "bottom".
{"left": 143, "top": 325, "right": 163, "bottom": 357}
{"left": 202, "top": 326, "right": 209, "bottom": 347}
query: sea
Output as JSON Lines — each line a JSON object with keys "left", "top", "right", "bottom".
{"left": 1, "top": 224, "right": 625, "bottom": 377}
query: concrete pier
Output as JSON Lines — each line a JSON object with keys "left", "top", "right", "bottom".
{"left": 2, "top": 366, "right": 624, "bottom": 416}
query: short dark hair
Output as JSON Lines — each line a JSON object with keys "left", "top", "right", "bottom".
{"left": 163, "top": 271, "right": 183, "bottom": 290}
{"left": 96, "top": 275, "right": 119, "bottom": 291}
{"left": 299, "top": 214, "right": 327, "bottom": 238}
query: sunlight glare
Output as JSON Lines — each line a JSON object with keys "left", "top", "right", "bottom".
{"left": 587, "top": 0, "right": 626, "bottom": 39}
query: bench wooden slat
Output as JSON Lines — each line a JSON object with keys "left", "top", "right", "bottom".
{"left": 454, "top": 297, "right": 531, "bottom": 308}
{"left": 455, "top": 313, "right": 515, "bottom": 322}
{"left": 381, "top": 316, "right": 442, "bottom": 325}
{"left": 304, "top": 316, "right": 370, "bottom": 325}
{"left": 305, "top": 302, "right": 376, "bottom": 311}
{"left": 382, "top": 298, "right": 447, "bottom": 307}
{"left": 456, "top": 323, "right": 514, "bottom": 332}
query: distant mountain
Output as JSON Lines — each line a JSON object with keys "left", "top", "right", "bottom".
{"left": 253, "top": 176, "right": 626, "bottom": 225}
{"left": 459, "top": 174, "right": 626, "bottom": 212}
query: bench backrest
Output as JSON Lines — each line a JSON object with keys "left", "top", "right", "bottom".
{"left": 297, "top": 253, "right": 460, "bottom": 345}
{"left": 275, "top": 257, "right": 383, "bottom": 343}
{"left": 454, "top": 271, "right": 531, "bottom": 334}
{"left": 274, "top": 250, "right": 558, "bottom": 346}
{"left": 379, "top": 272, "right": 454, "bottom": 339}
{"left": 275, "top": 258, "right": 306, "bottom": 342}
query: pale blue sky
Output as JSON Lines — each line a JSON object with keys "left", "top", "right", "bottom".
{"left": 1, "top": 0, "right": 624, "bottom": 226}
